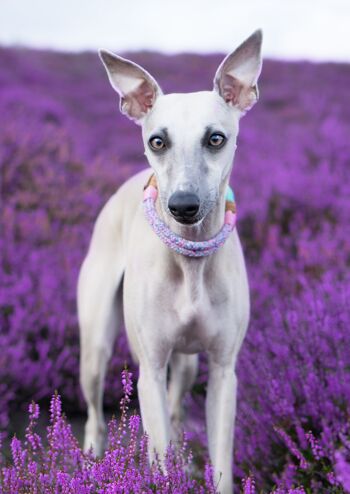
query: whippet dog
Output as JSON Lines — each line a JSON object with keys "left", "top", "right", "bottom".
{"left": 78, "top": 30, "right": 262, "bottom": 493}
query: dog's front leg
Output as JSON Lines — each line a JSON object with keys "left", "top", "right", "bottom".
{"left": 138, "top": 361, "right": 171, "bottom": 465}
{"left": 206, "top": 356, "right": 237, "bottom": 493}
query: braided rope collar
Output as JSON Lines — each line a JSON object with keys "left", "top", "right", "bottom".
{"left": 143, "top": 174, "right": 237, "bottom": 257}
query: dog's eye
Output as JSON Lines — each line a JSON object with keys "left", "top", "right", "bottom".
{"left": 208, "top": 133, "right": 226, "bottom": 148}
{"left": 149, "top": 136, "right": 165, "bottom": 151}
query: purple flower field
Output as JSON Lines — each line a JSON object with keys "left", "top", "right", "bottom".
{"left": 1, "top": 47, "right": 350, "bottom": 492}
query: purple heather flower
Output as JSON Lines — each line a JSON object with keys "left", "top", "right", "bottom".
{"left": 242, "top": 476, "right": 256, "bottom": 494}
{"left": 334, "top": 450, "right": 350, "bottom": 491}
{"left": 305, "top": 431, "right": 324, "bottom": 460}
{"left": 275, "top": 427, "right": 309, "bottom": 470}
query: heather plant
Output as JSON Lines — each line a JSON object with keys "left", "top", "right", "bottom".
{"left": 0, "top": 370, "right": 219, "bottom": 493}
{"left": 1, "top": 47, "right": 350, "bottom": 491}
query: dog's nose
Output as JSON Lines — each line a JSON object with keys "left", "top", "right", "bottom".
{"left": 168, "top": 191, "right": 200, "bottom": 220}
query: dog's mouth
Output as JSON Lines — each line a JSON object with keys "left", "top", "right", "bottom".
{"left": 174, "top": 218, "right": 200, "bottom": 226}
{"left": 161, "top": 201, "right": 203, "bottom": 226}
{"left": 167, "top": 209, "right": 203, "bottom": 226}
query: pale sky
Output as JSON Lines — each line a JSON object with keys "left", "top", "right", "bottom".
{"left": 0, "top": 0, "right": 349, "bottom": 61}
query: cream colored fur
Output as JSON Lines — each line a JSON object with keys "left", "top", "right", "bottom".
{"left": 78, "top": 30, "right": 262, "bottom": 493}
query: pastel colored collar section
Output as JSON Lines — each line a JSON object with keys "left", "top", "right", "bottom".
{"left": 142, "top": 174, "right": 237, "bottom": 258}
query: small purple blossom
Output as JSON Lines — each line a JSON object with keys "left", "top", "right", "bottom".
{"left": 242, "top": 476, "right": 256, "bottom": 494}
{"left": 121, "top": 368, "right": 133, "bottom": 399}
{"left": 305, "top": 431, "right": 324, "bottom": 460}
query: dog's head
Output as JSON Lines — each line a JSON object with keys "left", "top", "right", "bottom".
{"left": 100, "top": 31, "right": 262, "bottom": 226}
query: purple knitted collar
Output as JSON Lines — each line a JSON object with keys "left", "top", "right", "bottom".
{"left": 143, "top": 175, "right": 237, "bottom": 257}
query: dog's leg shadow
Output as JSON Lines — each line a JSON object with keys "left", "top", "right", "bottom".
{"left": 168, "top": 352, "right": 198, "bottom": 441}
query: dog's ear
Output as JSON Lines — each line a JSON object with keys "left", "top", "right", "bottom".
{"left": 99, "top": 50, "right": 162, "bottom": 123}
{"left": 213, "top": 30, "right": 263, "bottom": 114}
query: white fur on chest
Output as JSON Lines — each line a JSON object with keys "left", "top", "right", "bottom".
{"left": 124, "top": 214, "right": 248, "bottom": 360}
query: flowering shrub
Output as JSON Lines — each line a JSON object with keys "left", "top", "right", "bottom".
{"left": 0, "top": 370, "right": 219, "bottom": 493}
{"left": 1, "top": 47, "right": 350, "bottom": 491}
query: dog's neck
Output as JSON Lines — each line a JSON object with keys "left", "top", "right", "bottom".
{"left": 154, "top": 180, "right": 230, "bottom": 300}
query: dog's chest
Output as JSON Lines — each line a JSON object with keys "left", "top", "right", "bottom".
{"left": 172, "top": 303, "right": 211, "bottom": 353}
{"left": 169, "top": 277, "right": 229, "bottom": 353}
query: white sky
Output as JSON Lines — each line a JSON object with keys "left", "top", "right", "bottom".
{"left": 0, "top": 0, "right": 349, "bottom": 61}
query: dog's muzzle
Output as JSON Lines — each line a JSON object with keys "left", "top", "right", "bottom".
{"left": 168, "top": 191, "right": 200, "bottom": 224}
{"left": 142, "top": 174, "right": 237, "bottom": 257}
